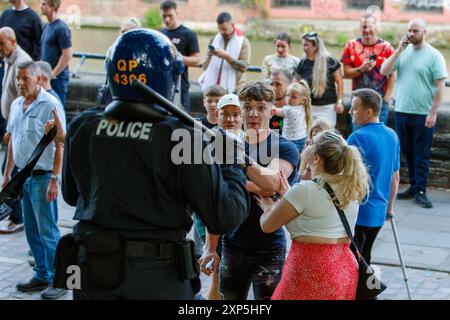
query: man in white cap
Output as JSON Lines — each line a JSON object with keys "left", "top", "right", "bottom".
{"left": 216, "top": 93, "right": 243, "bottom": 138}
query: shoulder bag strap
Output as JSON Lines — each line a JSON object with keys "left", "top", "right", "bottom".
{"left": 322, "top": 182, "right": 363, "bottom": 262}
{"left": 0, "top": 126, "right": 57, "bottom": 201}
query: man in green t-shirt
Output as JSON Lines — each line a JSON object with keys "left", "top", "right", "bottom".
{"left": 381, "top": 18, "right": 447, "bottom": 209}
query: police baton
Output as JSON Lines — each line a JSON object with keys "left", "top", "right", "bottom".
{"left": 131, "top": 79, "right": 216, "bottom": 138}
{"left": 130, "top": 79, "right": 252, "bottom": 164}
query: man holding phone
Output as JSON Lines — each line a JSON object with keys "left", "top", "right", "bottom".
{"left": 381, "top": 18, "right": 447, "bottom": 209}
{"left": 341, "top": 13, "right": 396, "bottom": 130}
{"left": 199, "top": 12, "right": 251, "bottom": 94}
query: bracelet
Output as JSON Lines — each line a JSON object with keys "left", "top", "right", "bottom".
{"left": 356, "top": 68, "right": 362, "bottom": 73}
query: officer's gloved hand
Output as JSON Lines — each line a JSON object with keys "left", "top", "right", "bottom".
{"left": 210, "top": 128, "right": 245, "bottom": 166}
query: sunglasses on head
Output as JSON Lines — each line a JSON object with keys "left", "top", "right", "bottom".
{"left": 303, "top": 32, "right": 318, "bottom": 40}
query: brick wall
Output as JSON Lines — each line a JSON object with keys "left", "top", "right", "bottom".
{"left": 30, "top": 0, "right": 450, "bottom": 25}
{"left": 30, "top": 0, "right": 256, "bottom": 25}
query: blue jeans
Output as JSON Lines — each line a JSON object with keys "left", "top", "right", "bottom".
{"left": 394, "top": 112, "right": 434, "bottom": 193}
{"left": 352, "top": 100, "right": 389, "bottom": 132}
{"left": 51, "top": 74, "right": 69, "bottom": 108}
{"left": 22, "top": 174, "right": 60, "bottom": 283}
{"left": 219, "top": 239, "right": 285, "bottom": 300}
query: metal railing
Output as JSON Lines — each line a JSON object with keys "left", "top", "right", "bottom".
{"left": 72, "top": 51, "right": 450, "bottom": 87}
{"left": 72, "top": 52, "right": 107, "bottom": 78}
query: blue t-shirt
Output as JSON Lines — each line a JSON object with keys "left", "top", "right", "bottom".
{"left": 394, "top": 43, "right": 447, "bottom": 115}
{"left": 348, "top": 122, "right": 400, "bottom": 227}
{"left": 225, "top": 131, "right": 299, "bottom": 250}
{"left": 41, "top": 19, "right": 72, "bottom": 79}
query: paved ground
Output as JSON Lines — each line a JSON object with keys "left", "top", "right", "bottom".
{"left": 0, "top": 184, "right": 449, "bottom": 300}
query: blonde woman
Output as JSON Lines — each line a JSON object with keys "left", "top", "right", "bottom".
{"left": 296, "top": 32, "right": 344, "bottom": 128}
{"left": 262, "top": 32, "right": 300, "bottom": 80}
{"left": 257, "top": 130, "right": 369, "bottom": 300}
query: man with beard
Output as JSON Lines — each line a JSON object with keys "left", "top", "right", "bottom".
{"left": 381, "top": 18, "right": 447, "bottom": 209}
{"left": 269, "top": 69, "right": 293, "bottom": 136}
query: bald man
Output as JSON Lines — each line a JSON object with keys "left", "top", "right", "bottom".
{"left": 381, "top": 19, "right": 448, "bottom": 208}
{"left": 0, "top": 0, "right": 42, "bottom": 60}
{"left": 0, "top": 27, "right": 32, "bottom": 234}
{"left": 0, "top": 27, "right": 32, "bottom": 120}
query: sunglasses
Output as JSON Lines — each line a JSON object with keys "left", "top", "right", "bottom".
{"left": 303, "top": 32, "right": 318, "bottom": 40}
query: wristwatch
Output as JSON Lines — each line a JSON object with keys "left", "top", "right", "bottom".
{"left": 50, "top": 174, "right": 60, "bottom": 182}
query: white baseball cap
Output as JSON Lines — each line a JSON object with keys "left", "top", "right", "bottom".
{"left": 217, "top": 94, "right": 241, "bottom": 110}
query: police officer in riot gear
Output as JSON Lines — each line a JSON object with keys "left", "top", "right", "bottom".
{"left": 61, "top": 29, "right": 250, "bottom": 300}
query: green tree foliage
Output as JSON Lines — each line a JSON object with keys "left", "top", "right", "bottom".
{"left": 143, "top": 7, "right": 162, "bottom": 29}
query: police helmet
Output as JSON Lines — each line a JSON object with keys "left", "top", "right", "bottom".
{"left": 105, "top": 28, "right": 184, "bottom": 120}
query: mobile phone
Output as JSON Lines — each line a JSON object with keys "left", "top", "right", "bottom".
{"left": 208, "top": 44, "right": 215, "bottom": 51}
{"left": 369, "top": 54, "right": 377, "bottom": 61}
{"left": 402, "top": 34, "right": 411, "bottom": 47}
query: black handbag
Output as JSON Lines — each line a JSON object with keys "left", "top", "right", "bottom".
{"left": 322, "top": 182, "right": 387, "bottom": 300}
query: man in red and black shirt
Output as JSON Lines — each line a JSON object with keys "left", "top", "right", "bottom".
{"left": 341, "top": 13, "right": 396, "bottom": 130}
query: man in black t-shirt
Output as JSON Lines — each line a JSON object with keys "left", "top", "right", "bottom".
{"left": 160, "top": 1, "right": 200, "bottom": 112}
{"left": 0, "top": 0, "right": 43, "bottom": 61}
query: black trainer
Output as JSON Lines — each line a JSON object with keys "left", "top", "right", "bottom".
{"left": 397, "top": 187, "right": 416, "bottom": 200}
{"left": 41, "top": 287, "right": 67, "bottom": 300}
{"left": 414, "top": 191, "right": 433, "bottom": 208}
{"left": 16, "top": 277, "right": 49, "bottom": 292}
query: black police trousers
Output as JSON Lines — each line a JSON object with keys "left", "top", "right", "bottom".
{"left": 73, "top": 255, "right": 196, "bottom": 300}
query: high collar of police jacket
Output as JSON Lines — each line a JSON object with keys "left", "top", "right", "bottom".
{"left": 105, "top": 100, "right": 169, "bottom": 122}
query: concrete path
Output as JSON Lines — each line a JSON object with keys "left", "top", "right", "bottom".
{"left": 0, "top": 178, "right": 449, "bottom": 300}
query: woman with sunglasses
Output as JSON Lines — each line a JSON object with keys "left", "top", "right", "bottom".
{"left": 295, "top": 32, "right": 344, "bottom": 128}
{"left": 261, "top": 32, "right": 299, "bottom": 80}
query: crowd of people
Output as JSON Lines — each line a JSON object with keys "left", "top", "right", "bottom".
{"left": 0, "top": 0, "right": 448, "bottom": 300}
{"left": 156, "top": 0, "right": 447, "bottom": 300}
{"left": 0, "top": 0, "right": 71, "bottom": 299}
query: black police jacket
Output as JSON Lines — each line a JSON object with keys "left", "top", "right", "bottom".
{"left": 62, "top": 108, "right": 250, "bottom": 242}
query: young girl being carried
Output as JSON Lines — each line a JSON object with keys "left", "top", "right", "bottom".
{"left": 272, "top": 80, "right": 312, "bottom": 154}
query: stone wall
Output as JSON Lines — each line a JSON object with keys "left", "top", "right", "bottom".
{"left": 67, "top": 73, "right": 450, "bottom": 189}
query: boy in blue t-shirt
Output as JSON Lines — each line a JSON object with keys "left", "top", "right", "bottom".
{"left": 348, "top": 88, "right": 400, "bottom": 264}
{"left": 201, "top": 81, "right": 299, "bottom": 300}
